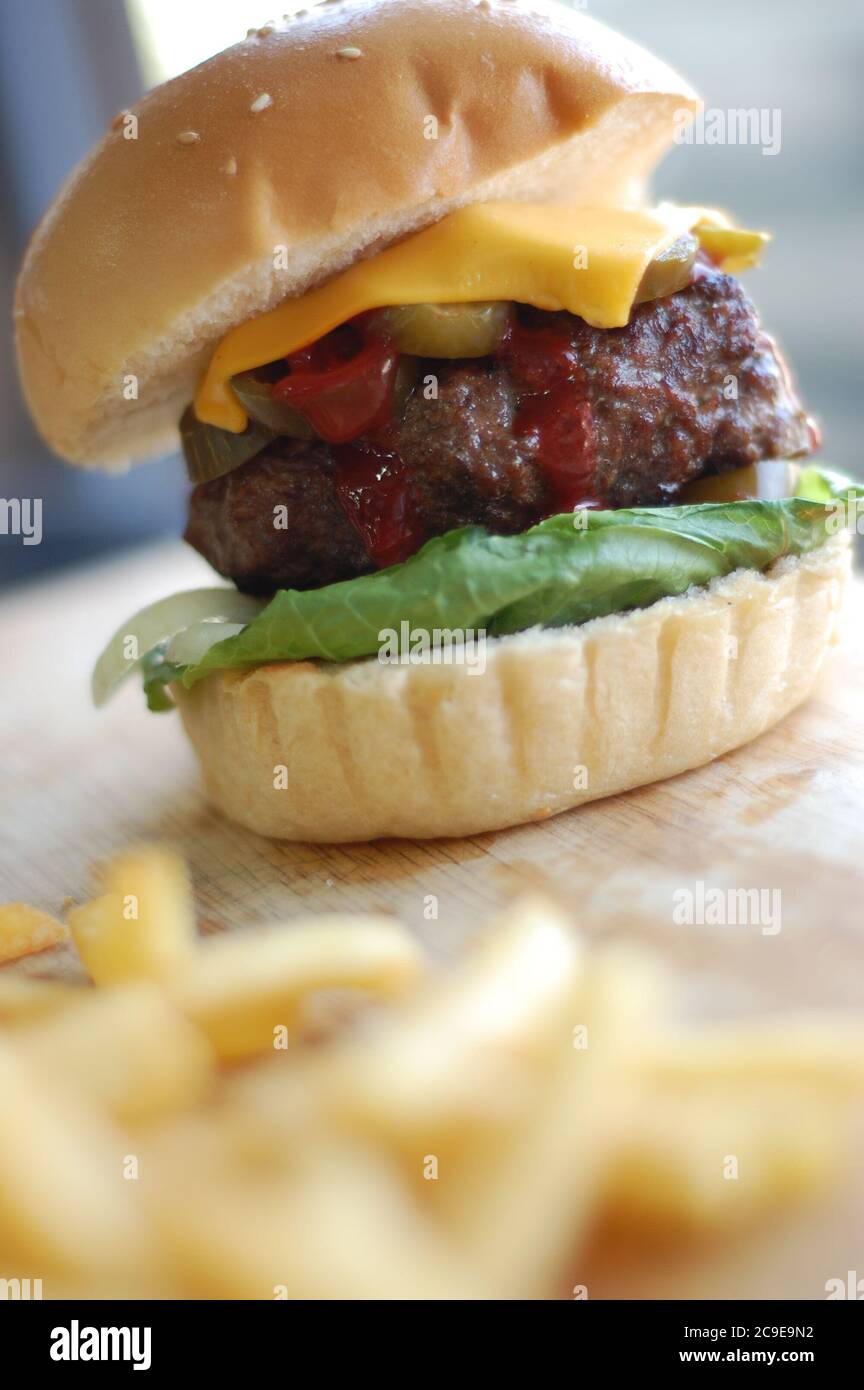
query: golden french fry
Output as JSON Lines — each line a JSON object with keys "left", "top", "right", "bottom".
{"left": 320, "top": 897, "right": 586, "bottom": 1143}
{"left": 2, "top": 859, "right": 862, "bottom": 1302}
{"left": 439, "top": 945, "right": 667, "bottom": 1297}
{"left": 0, "top": 902, "right": 69, "bottom": 963}
{"left": 0, "top": 972, "right": 84, "bottom": 1023}
{"left": 0, "top": 1039, "right": 157, "bottom": 1275}
{"left": 13, "top": 982, "right": 214, "bottom": 1125}
{"left": 69, "top": 845, "right": 196, "bottom": 984}
{"left": 642, "top": 1019, "right": 864, "bottom": 1091}
{"left": 603, "top": 1082, "right": 847, "bottom": 1232}
{"left": 166, "top": 917, "right": 425, "bottom": 1062}
{"left": 144, "top": 1117, "right": 481, "bottom": 1300}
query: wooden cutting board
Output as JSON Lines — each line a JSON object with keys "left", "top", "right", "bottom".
{"left": 1, "top": 539, "right": 862, "bottom": 1299}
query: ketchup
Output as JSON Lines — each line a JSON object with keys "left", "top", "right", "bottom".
{"left": 272, "top": 322, "right": 399, "bottom": 444}
{"left": 498, "top": 315, "right": 581, "bottom": 390}
{"left": 501, "top": 314, "right": 600, "bottom": 510}
{"left": 513, "top": 384, "right": 597, "bottom": 511}
{"left": 274, "top": 308, "right": 604, "bottom": 565}
{"left": 332, "top": 443, "right": 423, "bottom": 569}
{"left": 271, "top": 318, "right": 421, "bottom": 565}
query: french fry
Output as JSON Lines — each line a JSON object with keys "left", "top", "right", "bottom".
{"left": 69, "top": 845, "right": 196, "bottom": 984}
{"left": 319, "top": 897, "right": 586, "bottom": 1144}
{"left": 602, "top": 1083, "right": 847, "bottom": 1232}
{"left": 438, "top": 945, "right": 667, "bottom": 1297}
{"left": 166, "top": 917, "right": 425, "bottom": 1062}
{"left": 640, "top": 1019, "right": 864, "bottom": 1091}
{"left": 0, "top": 902, "right": 69, "bottom": 963}
{"left": 144, "top": 1117, "right": 482, "bottom": 1300}
{"left": 0, "top": 972, "right": 84, "bottom": 1022}
{"left": 0, "top": 1039, "right": 157, "bottom": 1276}
{"left": 2, "top": 856, "right": 862, "bottom": 1302}
{"left": 12, "top": 982, "right": 214, "bottom": 1125}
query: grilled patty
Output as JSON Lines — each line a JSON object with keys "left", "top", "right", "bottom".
{"left": 185, "top": 266, "right": 815, "bottom": 594}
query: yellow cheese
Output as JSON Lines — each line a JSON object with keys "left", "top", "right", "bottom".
{"left": 195, "top": 202, "right": 766, "bottom": 433}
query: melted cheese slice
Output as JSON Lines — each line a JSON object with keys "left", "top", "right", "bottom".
{"left": 195, "top": 202, "right": 760, "bottom": 433}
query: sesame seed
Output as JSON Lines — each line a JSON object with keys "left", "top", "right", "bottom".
{"left": 335, "top": 46, "right": 363, "bottom": 60}
{"left": 176, "top": 130, "right": 200, "bottom": 145}
{"left": 223, "top": 156, "right": 238, "bottom": 176}
{"left": 256, "top": 24, "right": 275, "bottom": 38}
{"left": 249, "top": 92, "right": 273, "bottom": 113}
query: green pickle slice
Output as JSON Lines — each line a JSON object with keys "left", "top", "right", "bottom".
{"left": 374, "top": 301, "right": 512, "bottom": 357}
{"left": 180, "top": 407, "right": 277, "bottom": 485}
{"left": 231, "top": 371, "right": 317, "bottom": 438}
{"left": 634, "top": 234, "right": 699, "bottom": 305}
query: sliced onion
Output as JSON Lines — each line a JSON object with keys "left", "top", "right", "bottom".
{"left": 679, "top": 461, "right": 801, "bottom": 504}
{"left": 91, "top": 589, "right": 265, "bottom": 707}
{"left": 167, "top": 620, "right": 249, "bottom": 666}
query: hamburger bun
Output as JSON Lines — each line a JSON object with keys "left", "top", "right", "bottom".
{"left": 14, "top": 0, "right": 698, "bottom": 468}
{"left": 15, "top": 0, "right": 842, "bottom": 847}
{"left": 173, "top": 538, "right": 850, "bottom": 842}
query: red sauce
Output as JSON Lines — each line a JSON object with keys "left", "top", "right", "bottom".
{"left": 501, "top": 315, "right": 599, "bottom": 509}
{"left": 514, "top": 382, "right": 598, "bottom": 511}
{"left": 272, "top": 324, "right": 398, "bottom": 444}
{"left": 275, "top": 319, "right": 419, "bottom": 564}
{"left": 332, "top": 443, "right": 423, "bottom": 569}
{"left": 498, "top": 316, "right": 581, "bottom": 391}
{"left": 282, "top": 310, "right": 603, "bottom": 563}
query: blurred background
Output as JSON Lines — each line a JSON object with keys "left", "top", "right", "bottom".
{"left": 1, "top": 0, "right": 861, "bottom": 587}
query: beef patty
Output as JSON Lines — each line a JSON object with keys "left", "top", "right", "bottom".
{"left": 185, "top": 266, "right": 815, "bottom": 594}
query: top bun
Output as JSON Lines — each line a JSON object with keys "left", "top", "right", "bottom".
{"left": 14, "top": 0, "right": 699, "bottom": 469}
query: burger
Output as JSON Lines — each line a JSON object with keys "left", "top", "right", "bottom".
{"left": 14, "top": 0, "right": 859, "bottom": 842}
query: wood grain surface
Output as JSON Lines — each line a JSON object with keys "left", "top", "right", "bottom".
{"left": 1, "top": 539, "right": 862, "bottom": 1299}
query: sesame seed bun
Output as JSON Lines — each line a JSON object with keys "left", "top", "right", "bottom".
{"left": 173, "top": 539, "right": 850, "bottom": 843}
{"left": 13, "top": 0, "right": 698, "bottom": 469}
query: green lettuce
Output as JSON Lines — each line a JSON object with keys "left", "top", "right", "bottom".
{"left": 138, "top": 465, "right": 861, "bottom": 707}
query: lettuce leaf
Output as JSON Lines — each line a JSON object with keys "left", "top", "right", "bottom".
{"left": 130, "top": 465, "right": 861, "bottom": 708}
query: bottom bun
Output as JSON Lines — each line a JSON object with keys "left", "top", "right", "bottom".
{"left": 175, "top": 538, "right": 850, "bottom": 843}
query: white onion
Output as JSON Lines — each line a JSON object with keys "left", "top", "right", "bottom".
{"left": 167, "top": 621, "right": 249, "bottom": 666}
{"left": 91, "top": 589, "right": 264, "bottom": 707}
